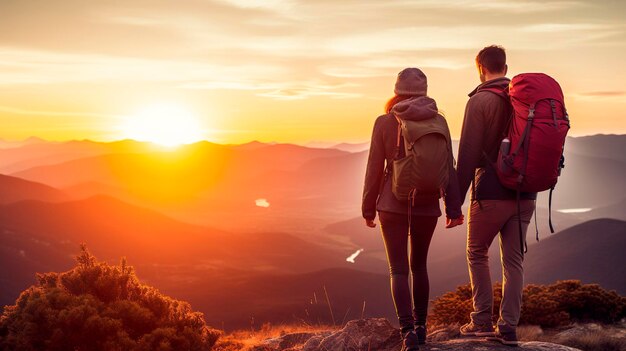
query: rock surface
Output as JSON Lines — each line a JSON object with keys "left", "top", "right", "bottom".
{"left": 554, "top": 322, "right": 626, "bottom": 341}
{"left": 302, "top": 318, "right": 400, "bottom": 351}
{"left": 255, "top": 318, "right": 583, "bottom": 351}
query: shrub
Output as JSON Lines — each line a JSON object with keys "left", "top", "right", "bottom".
{"left": 0, "top": 245, "right": 220, "bottom": 351}
{"left": 520, "top": 280, "right": 626, "bottom": 327}
{"left": 431, "top": 280, "right": 626, "bottom": 328}
{"left": 429, "top": 284, "right": 474, "bottom": 327}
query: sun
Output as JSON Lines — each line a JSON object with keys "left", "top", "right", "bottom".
{"left": 121, "top": 103, "right": 205, "bottom": 147}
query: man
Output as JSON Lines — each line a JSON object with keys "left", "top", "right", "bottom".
{"left": 456, "top": 45, "right": 536, "bottom": 346}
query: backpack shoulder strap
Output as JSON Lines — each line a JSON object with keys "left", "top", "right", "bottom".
{"left": 481, "top": 86, "right": 514, "bottom": 137}
{"left": 478, "top": 86, "right": 514, "bottom": 168}
{"left": 394, "top": 119, "right": 402, "bottom": 159}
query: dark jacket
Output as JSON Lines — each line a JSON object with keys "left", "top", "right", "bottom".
{"left": 362, "top": 96, "right": 463, "bottom": 220}
{"left": 457, "top": 77, "right": 537, "bottom": 204}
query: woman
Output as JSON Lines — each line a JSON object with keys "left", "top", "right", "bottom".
{"left": 362, "top": 68, "right": 464, "bottom": 351}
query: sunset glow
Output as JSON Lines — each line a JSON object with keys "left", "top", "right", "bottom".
{"left": 0, "top": 1, "right": 623, "bottom": 345}
{"left": 0, "top": 1, "right": 624, "bottom": 144}
{"left": 120, "top": 103, "right": 204, "bottom": 146}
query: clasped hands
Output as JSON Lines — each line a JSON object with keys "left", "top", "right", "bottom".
{"left": 365, "top": 214, "right": 464, "bottom": 229}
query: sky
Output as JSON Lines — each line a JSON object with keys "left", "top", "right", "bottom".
{"left": 0, "top": 0, "right": 625, "bottom": 144}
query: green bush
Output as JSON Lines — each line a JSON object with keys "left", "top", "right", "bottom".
{"left": 431, "top": 280, "right": 626, "bottom": 328}
{"left": 0, "top": 246, "right": 220, "bottom": 351}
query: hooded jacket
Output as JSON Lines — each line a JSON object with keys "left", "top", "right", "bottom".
{"left": 457, "top": 77, "right": 537, "bottom": 204}
{"left": 362, "top": 96, "right": 462, "bottom": 220}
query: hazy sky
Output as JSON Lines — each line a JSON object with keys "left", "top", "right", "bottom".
{"left": 1, "top": 0, "right": 624, "bottom": 144}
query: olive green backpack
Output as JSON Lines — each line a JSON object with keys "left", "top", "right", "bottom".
{"left": 391, "top": 114, "right": 454, "bottom": 203}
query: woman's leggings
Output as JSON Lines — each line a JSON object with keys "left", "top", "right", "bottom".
{"left": 378, "top": 211, "right": 438, "bottom": 332}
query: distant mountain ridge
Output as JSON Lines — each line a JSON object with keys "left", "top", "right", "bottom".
{"left": 0, "top": 139, "right": 155, "bottom": 174}
{"left": 566, "top": 134, "right": 626, "bottom": 163}
{"left": 1, "top": 134, "right": 624, "bottom": 329}
{"left": 0, "top": 194, "right": 350, "bottom": 320}
{"left": 0, "top": 174, "right": 68, "bottom": 204}
{"left": 524, "top": 218, "right": 626, "bottom": 293}
{"left": 3, "top": 193, "right": 622, "bottom": 329}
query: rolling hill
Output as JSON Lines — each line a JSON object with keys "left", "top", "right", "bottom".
{"left": 566, "top": 134, "right": 626, "bottom": 163}
{"left": 1, "top": 135, "right": 624, "bottom": 330}
{"left": 423, "top": 218, "right": 626, "bottom": 297}
{"left": 0, "top": 196, "right": 350, "bottom": 312}
{"left": 0, "top": 139, "right": 155, "bottom": 174}
{"left": 8, "top": 142, "right": 355, "bottom": 232}
{"left": 524, "top": 218, "right": 626, "bottom": 294}
{"left": 0, "top": 174, "right": 68, "bottom": 205}
{"left": 160, "top": 267, "right": 395, "bottom": 330}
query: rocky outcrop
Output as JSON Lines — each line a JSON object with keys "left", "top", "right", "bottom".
{"left": 554, "top": 322, "right": 626, "bottom": 341}
{"left": 252, "top": 318, "right": 583, "bottom": 351}
{"left": 253, "top": 332, "right": 332, "bottom": 351}
{"left": 302, "top": 318, "right": 399, "bottom": 351}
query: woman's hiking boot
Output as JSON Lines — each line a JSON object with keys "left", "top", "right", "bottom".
{"left": 400, "top": 330, "right": 419, "bottom": 351}
{"left": 415, "top": 324, "right": 426, "bottom": 345}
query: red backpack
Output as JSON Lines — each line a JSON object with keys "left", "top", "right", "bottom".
{"left": 485, "top": 73, "right": 570, "bottom": 253}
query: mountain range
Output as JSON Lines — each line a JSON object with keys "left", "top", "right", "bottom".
{"left": 0, "top": 134, "right": 624, "bottom": 330}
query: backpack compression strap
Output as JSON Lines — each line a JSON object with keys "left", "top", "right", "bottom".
{"left": 394, "top": 118, "right": 402, "bottom": 160}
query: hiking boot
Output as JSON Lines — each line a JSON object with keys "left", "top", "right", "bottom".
{"left": 400, "top": 330, "right": 419, "bottom": 351}
{"left": 459, "top": 322, "right": 495, "bottom": 337}
{"left": 415, "top": 325, "right": 426, "bottom": 345}
{"left": 487, "top": 329, "right": 519, "bottom": 346}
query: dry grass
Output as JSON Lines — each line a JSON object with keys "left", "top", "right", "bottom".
{"left": 557, "top": 331, "right": 626, "bottom": 351}
{"left": 426, "top": 323, "right": 460, "bottom": 342}
{"left": 517, "top": 325, "right": 544, "bottom": 341}
{"left": 516, "top": 324, "right": 626, "bottom": 351}
{"left": 212, "top": 322, "right": 338, "bottom": 351}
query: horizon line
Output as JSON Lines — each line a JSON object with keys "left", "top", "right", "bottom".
{"left": 1, "top": 132, "right": 624, "bottom": 148}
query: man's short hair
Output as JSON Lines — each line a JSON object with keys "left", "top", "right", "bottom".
{"left": 476, "top": 45, "right": 506, "bottom": 74}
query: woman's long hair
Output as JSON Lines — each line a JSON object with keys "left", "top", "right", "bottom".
{"left": 385, "top": 94, "right": 412, "bottom": 114}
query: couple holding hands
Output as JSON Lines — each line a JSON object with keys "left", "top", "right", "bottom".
{"left": 362, "top": 45, "right": 537, "bottom": 349}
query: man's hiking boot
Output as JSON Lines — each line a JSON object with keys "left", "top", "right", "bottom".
{"left": 415, "top": 325, "right": 426, "bottom": 345}
{"left": 459, "top": 322, "right": 495, "bottom": 337}
{"left": 487, "top": 329, "right": 519, "bottom": 347}
{"left": 400, "top": 330, "right": 419, "bottom": 351}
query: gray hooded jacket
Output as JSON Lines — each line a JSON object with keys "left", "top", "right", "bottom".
{"left": 362, "top": 96, "right": 463, "bottom": 220}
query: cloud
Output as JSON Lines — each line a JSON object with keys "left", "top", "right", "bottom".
{"left": 0, "top": 105, "right": 119, "bottom": 119}
{"left": 0, "top": 45, "right": 367, "bottom": 101}
{"left": 364, "top": 55, "right": 470, "bottom": 71}
{"left": 178, "top": 81, "right": 279, "bottom": 91}
{"left": 319, "top": 54, "right": 470, "bottom": 79}
{"left": 522, "top": 23, "right": 611, "bottom": 32}
{"left": 258, "top": 89, "right": 361, "bottom": 100}
{"left": 213, "top": 0, "right": 295, "bottom": 13}
{"left": 571, "top": 91, "right": 626, "bottom": 102}
{"left": 0, "top": 47, "right": 287, "bottom": 85}
{"left": 0, "top": 0, "right": 624, "bottom": 104}
{"left": 458, "top": 0, "right": 587, "bottom": 13}
{"left": 579, "top": 91, "right": 625, "bottom": 97}
{"left": 182, "top": 78, "right": 362, "bottom": 99}
{"left": 103, "top": 15, "right": 168, "bottom": 27}
{"left": 293, "top": 0, "right": 587, "bottom": 16}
